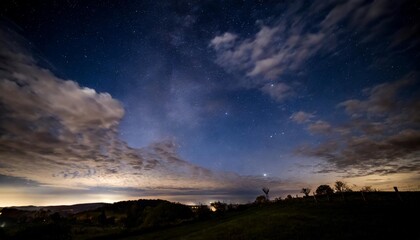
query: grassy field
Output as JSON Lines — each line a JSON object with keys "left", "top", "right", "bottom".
{"left": 118, "top": 202, "right": 418, "bottom": 240}
{"left": 2, "top": 195, "right": 419, "bottom": 239}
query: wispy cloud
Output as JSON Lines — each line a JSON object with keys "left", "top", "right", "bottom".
{"left": 307, "top": 121, "right": 332, "bottom": 134}
{"left": 210, "top": 0, "right": 418, "bottom": 102}
{"left": 295, "top": 73, "right": 420, "bottom": 177}
{"left": 209, "top": 32, "right": 238, "bottom": 50}
{"left": 290, "top": 111, "right": 315, "bottom": 124}
{"left": 260, "top": 82, "right": 292, "bottom": 102}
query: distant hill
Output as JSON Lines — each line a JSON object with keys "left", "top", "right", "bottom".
{"left": 6, "top": 202, "right": 108, "bottom": 214}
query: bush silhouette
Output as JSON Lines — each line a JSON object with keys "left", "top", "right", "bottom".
{"left": 194, "top": 205, "right": 212, "bottom": 220}
{"left": 301, "top": 188, "right": 311, "bottom": 197}
{"left": 315, "top": 185, "right": 334, "bottom": 196}
{"left": 210, "top": 201, "right": 227, "bottom": 212}
{"left": 142, "top": 202, "right": 193, "bottom": 228}
{"left": 255, "top": 195, "right": 267, "bottom": 204}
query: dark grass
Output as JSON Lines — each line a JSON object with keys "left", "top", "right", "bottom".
{"left": 119, "top": 201, "right": 419, "bottom": 240}
{"left": 2, "top": 193, "right": 419, "bottom": 240}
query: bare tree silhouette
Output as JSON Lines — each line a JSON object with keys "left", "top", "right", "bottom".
{"left": 262, "top": 187, "right": 269, "bottom": 200}
{"left": 334, "top": 181, "right": 352, "bottom": 201}
{"left": 301, "top": 188, "right": 311, "bottom": 197}
{"left": 334, "top": 181, "right": 351, "bottom": 193}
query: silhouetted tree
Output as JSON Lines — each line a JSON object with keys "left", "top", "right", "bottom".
{"left": 316, "top": 185, "right": 334, "bottom": 195}
{"left": 316, "top": 185, "right": 334, "bottom": 201}
{"left": 334, "top": 181, "right": 352, "bottom": 201}
{"left": 262, "top": 187, "right": 270, "bottom": 200}
{"left": 255, "top": 195, "right": 267, "bottom": 204}
{"left": 334, "top": 181, "right": 352, "bottom": 192}
{"left": 301, "top": 188, "right": 311, "bottom": 197}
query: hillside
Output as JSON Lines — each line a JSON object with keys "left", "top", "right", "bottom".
{"left": 9, "top": 203, "right": 108, "bottom": 215}
{"left": 1, "top": 193, "right": 419, "bottom": 240}
{"left": 120, "top": 201, "right": 419, "bottom": 240}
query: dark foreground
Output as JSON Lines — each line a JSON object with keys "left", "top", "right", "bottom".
{"left": 121, "top": 202, "right": 418, "bottom": 240}
{"left": 1, "top": 193, "right": 419, "bottom": 240}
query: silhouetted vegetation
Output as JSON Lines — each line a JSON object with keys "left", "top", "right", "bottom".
{"left": 334, "top": 181, "right": 352, "bottom": 193}
{"left": 210, "top": 201, "right": 227, "bottom": 214}
{"left": 255, "top": 195, "right": 267, "bottom": 204}
{"left": 192, "top": 205, "right": 212, "bottom": 220}
{"left": 315, "top": 184, "right": 334, "bottom": 201}
{"left": 141, "top": 202, "right": 193, "bottom": 228}
{"left": 300, "top": 188, "right": 311, "bottom": 197}
{"left": 262, "top": 187, "right": 269, "bottom": 200}
{"left": 360, "top": 186, "right": 377, "bottom": 192}
{"left": 1, "top": 189, "right": 419, "bottom": 239}
{"left": 0, "top": 199, "right": 197, "bottom": 239}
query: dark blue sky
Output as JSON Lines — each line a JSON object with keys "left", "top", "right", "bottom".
{"left": 0, "top": 0, "right": 419, "bottom": 206}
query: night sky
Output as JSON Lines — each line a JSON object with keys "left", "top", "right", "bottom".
{"left": 0, "top": 0, "right": 419, "bottom": 206}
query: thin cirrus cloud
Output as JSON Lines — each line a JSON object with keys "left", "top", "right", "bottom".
{"left": 209, "top": 0, "right": 418, "bottom": 102}
{"left": 0, "top": 28, "right": 284, "bottom": 197}
{"left": 290, "top": 111, "right": 315, "bottom": 124}
{"left": 293, "top": 73, "right": 420, "bottom": 177}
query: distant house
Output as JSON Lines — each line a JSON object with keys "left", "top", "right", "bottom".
{"left": 188, "top": 205, "right": 215, "bottom": 212}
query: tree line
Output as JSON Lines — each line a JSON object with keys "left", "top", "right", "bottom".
{"left": 256, "top": 181, "right": 380, "bottom": 203}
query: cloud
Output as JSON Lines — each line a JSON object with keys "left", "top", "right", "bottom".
{"left": 338, "top": 77, "right": 416, "bottom": 116}
{"left": 211, "top": 23, "right": 317, "bottom": 82}
{"left": 307, "top": 121, "right": 332, "bottom": 134}
{"left": 260, "top": 82, "right": 291, "bottom": 102}
{"left": 290, "top": 111, "right": 314, "bottom": 124}
{"left": 210, "top": 0, "right": 418, "bottom": 102}
{"left": 296, "top": 73, "right": 420, "bottom": 177}
{"left": 209, "top": 32, "right": 237, "bottom": 50}
{"left": 0, "top": 27, "right": 284, "bottom": 196}
{"left": 209, "top": 3, "right": 331, "bottom": 102}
